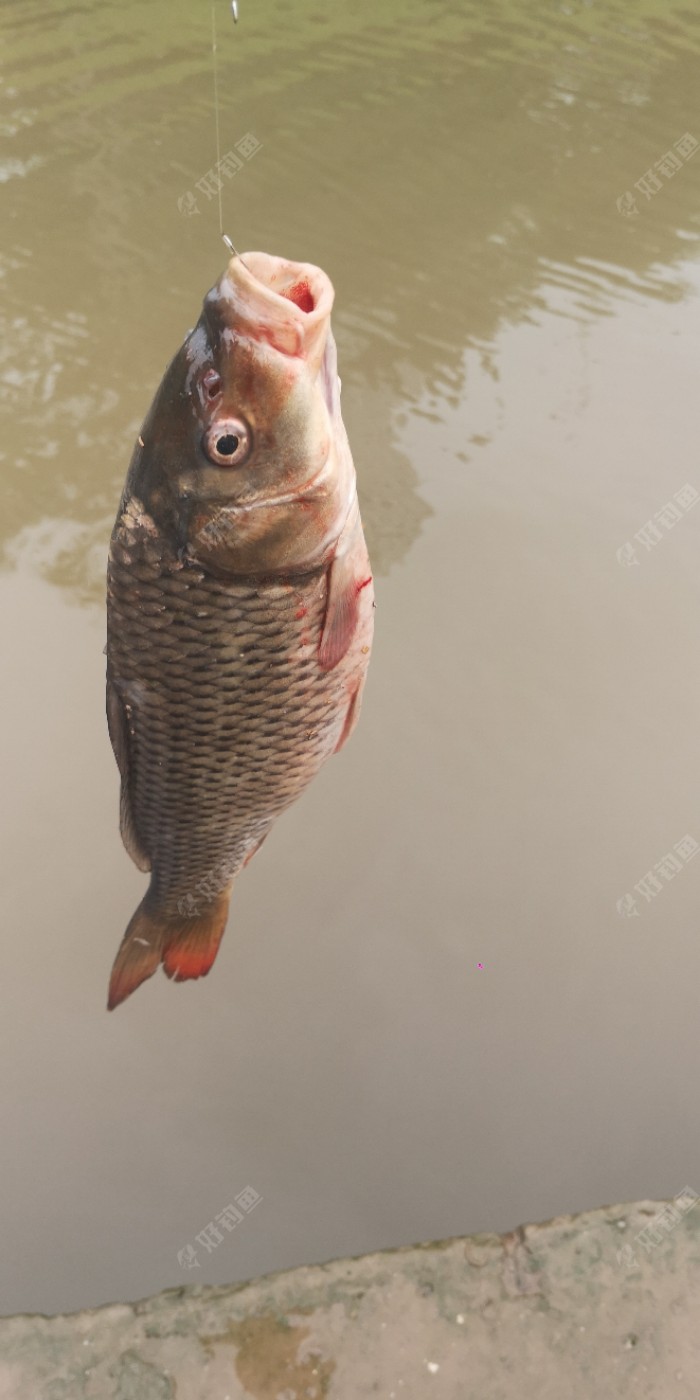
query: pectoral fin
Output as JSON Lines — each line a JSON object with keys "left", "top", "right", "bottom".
{"left": 319, "top": 506, "right": 373, "bottom": 672}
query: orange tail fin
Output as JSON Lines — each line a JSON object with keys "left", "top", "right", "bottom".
{"left": 107, "top": 886, "right": 232, "bottom": 1011}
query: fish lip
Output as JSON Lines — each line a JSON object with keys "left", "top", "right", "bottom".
{"left": 223, "top": 251, "right": 334, "bottom": 320}
{"left": 210, "top": 251, "right": 335, "bottom": 362}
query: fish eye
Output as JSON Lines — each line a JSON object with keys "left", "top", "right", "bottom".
{"left": 203, "top": 416, "right": 252, "bottom": 467}
{"left": 202, "top": 369, "right": 222, "bottom": 401}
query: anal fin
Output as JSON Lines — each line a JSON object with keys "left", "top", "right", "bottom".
{"left": 334, "top": 681, "right": 364, "bottom": 753}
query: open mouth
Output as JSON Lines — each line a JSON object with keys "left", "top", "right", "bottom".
{"left": 203, "top": 250, "right": 336, "bottom": 386}
{"left": 212, "top": 251, "right": 335, "bottom": 359}
{"left": 279, "top": 277, "right": 315, "bottom": 313}
{"left": 230, "top": 252, "right": 329, "bottom": 317}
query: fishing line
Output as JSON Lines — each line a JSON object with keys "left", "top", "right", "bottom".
{"left": 211, "top": 1, "right": 246, "bottom": 264}
{"left": 211, "top": 3, "right": 224, "bottom": 240}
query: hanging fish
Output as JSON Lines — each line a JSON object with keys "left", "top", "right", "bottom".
{"left": 106, "top": 252, "right": 373, "bottom": 1009}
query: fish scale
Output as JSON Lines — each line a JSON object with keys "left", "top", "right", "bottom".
{"left": 108, "top": 535, "right": 348, "bottom": 910}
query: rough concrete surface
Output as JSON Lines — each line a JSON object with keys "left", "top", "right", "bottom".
{"left": 2, "top": 1200, "right": 700, "bottom": 1399}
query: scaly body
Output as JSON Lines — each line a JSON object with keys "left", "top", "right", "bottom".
{"left": 108, "top": 523, "right": 371, "bottom": 912}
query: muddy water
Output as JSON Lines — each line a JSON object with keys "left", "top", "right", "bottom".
{"left": 3, "top": 0, "right": 700, "bottom": 1316}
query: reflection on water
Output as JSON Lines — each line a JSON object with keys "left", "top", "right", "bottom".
{"left": 3, "top": 0, "right": 700, "bottom": 1317}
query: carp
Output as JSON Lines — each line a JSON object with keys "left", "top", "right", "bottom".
{"left": 106, "top": 252, "right": 373, "bottom": 1009}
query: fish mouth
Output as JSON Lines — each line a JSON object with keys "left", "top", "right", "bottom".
{"left": 210, "top": 251, "right": 335, "bottom": 367}
{"left": 234, "top": 251, "right": 332, "bottom": 316}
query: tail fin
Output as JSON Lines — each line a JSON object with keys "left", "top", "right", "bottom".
{"left": 107, "top": 886, "right": 232, "bottom": 1011}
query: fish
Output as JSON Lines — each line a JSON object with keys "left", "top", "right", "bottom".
{"left": 105, "top": 251, "right": 373, "bottom": 1010}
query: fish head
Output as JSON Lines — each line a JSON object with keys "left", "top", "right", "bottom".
{"left": 129, "top": 252, "right": 355, "bottom": 575}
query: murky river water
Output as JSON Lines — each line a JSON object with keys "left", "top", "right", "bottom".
{"left": 3, "top": 0, "right": 700, "bottom": 1317}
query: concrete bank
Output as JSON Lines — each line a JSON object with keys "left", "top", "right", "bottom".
{"left": 2, "top": 1199, "right": 699, "bottom": 1398}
